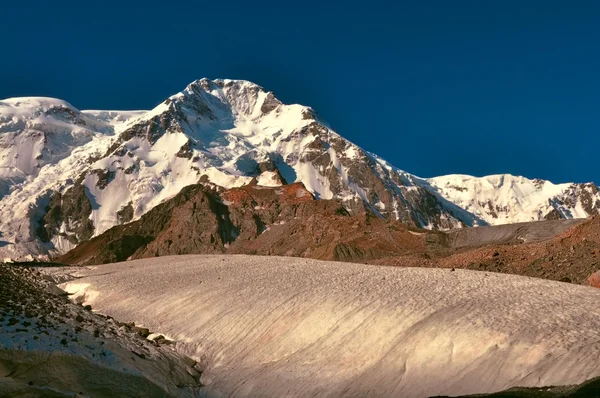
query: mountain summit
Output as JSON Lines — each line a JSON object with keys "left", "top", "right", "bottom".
{"left": 0, "top": 79, "right": 598, "bottom": 260}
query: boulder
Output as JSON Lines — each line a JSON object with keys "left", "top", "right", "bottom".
{"left": 587, "top": 270, "right": 600, "bottom": 288}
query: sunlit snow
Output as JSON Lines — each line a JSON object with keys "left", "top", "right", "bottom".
{"left": 59, "top": 255, "right": 600, "bottom": 398}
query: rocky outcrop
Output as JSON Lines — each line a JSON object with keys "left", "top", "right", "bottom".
{"left": 36, "top": 183, "right": 95, "bottom": 245}
{"left": 58, "top": 184, "right": 232, "bottom": 265}
{"left": 424, "top": 216, "right": 600, "bottom": 285}
{"left": 131, "top": 187, "right": 233, "bottom": 259}
{"left": 588, "top": 270, "right": 600, "bottom": 288}
{"left": 570, "top": 182, "right": 600, "bottom": 215}
{"left": 116, "top": 202, "right": 134, "bottom": 224}
{"left": 544, "top": 208, "right": 563, "bottom": 220}
{"left": 0, "top": 265, "right": 202, "bottom": 397}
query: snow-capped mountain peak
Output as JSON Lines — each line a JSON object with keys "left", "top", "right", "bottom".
{"left": 0, "top": 79, "right": 598, "bottom": 260}
{"left": 426, "top": 173, "right": 600, "bottom": 225}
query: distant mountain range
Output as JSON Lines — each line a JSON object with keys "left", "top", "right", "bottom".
{"left": 0, "top": 79, "right": 598, "bottom": 261}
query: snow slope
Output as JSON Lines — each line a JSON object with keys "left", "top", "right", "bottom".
{"left": 0, "top": 98, "right": 146, "bottom": 258}
{"left": 59, "top": 255, "right": 600, "bottom": 398}
{"left": 0, "top": 97, "right": 141, "bottom": 186}
{"left": 427, "top": 174, "right": 600, "bottom": 225}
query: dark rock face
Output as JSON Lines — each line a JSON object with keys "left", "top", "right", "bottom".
{"left": 121, "top": 106, "right": 183, "bottom": 144}
{"left": 175, "top": 139, "right": 193, "bottom": 159}
{"left": 36, "top": 183, "right": 95, "bottom": 245}
{"left": 132, "top": 186, "right": 233, "bottom": 259}
{"left": 544, "top": 208, "right": 563, "bottom": 220}
{"left": 116, "top": 202, "right": 134, "bottom": 224}
{"left": 559, "top": 183, "right": 600, "bottom": 217}
{"left": 102, "top": 102, "right": 189, "bottom": 161}
{"left": 260, "top": 92, "right": 281, "bottom": 113}
{"left": 59, "top": 184, "right": 234, "bottom": 264}
{"left": 92, "top": 169, "right": 115, "bottom": 190}
{"left": 257, "top": 158, "right": 288, "bottom": 184}
{"left": 579, "top": 183, "right": 600, "bottom": 215}
{"left": 228, "top": 199, "right": 426, "bottom": 262}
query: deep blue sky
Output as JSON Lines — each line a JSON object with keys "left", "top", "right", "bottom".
{"left": 3, "top": 1, "right": 599, "bottom": 184}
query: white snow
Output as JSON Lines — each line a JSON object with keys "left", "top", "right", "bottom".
{"left": 84, "top": 131, "right": 204, "bottom": 235}
{"left": 0, "top": 97, "right": 151, "bottom": 259}
{"left": 295, "top": 160, "right": 334, "bottom": 199}
{"left": 426, "top": 173, "right": 594, "bottom": 225}
{"left": 58, "top": 255, "right": 600, "bottom": 398}
{"left": 256, "top": 171, "right": 282, "bottom": 187}
{"left": 81, "top": 109, "right": 147, "bottom": 128}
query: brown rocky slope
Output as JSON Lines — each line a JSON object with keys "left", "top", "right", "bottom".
{"left": 59, "top": 181, "right": 428, "bottom": 266}
{"left": 58, "top": 181, "right": 600, "bottom": 287}
{"left": 370, "top": 216, "right": 600, "bottom": 285}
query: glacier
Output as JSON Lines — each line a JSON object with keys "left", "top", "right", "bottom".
{"left": 58, "top": 255, "right": 600, "bottom": 398}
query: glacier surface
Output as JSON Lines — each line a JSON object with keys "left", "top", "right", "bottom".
{"left": 59, "top": 255, "right": 600, "bottom": 397}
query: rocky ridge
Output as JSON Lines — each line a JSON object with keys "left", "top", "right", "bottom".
{"left": 58, "top": 181, "right": 427, "bottom": 265}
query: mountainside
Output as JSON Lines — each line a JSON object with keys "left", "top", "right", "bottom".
{"left": 58, "top": 182, "right": 427, "bottom": 266}
{"left": 0, "top": 97, "right": 144, "bottom": 259}
{"left": 427, "top": 174, "right": 600, "bottom": 225}
{"left": 60, "top": 180, "right": 600, "bottom": 289}
{"left": 1, "top": 79, "right": 598, "bottom": 260}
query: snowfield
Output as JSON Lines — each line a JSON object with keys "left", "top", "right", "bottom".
{"left": 426, "top": 173, "right": 598, "bottom": 225}
{"left": 57, "top": 255, "right": 600, "bottom": 398}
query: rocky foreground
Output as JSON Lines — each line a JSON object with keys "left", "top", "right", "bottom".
{"left": 436, "top": 375, "right": 600, "bottom": 397}
{"left": 0, "top": 264, "right": 203, "bottom": 397}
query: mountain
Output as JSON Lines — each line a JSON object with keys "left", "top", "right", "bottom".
{"left": 0, "top": 97, "right": 142, "bottom": 195}
{"left": 0, "top": 79, "right": 598, "bottom": 260}
{"left": 57, "top": 182, "right": 429, "bottom": 266}
{"left": 427, "top": 174, "right": 600, "bottom": 225}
